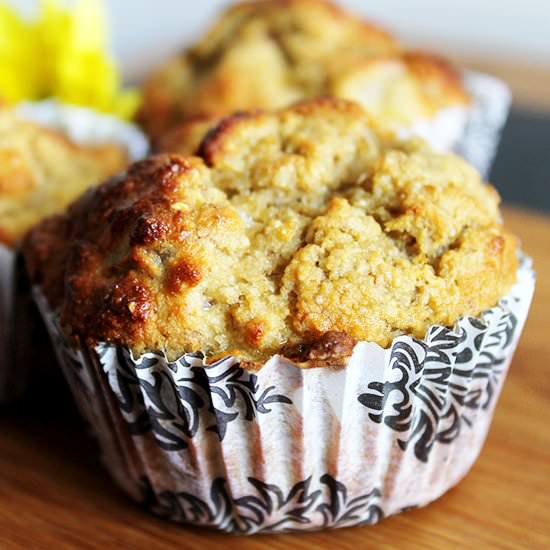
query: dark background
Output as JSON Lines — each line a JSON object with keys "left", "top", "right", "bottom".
{"left": 490, "top": 108, "right": 550, "bottom": 213}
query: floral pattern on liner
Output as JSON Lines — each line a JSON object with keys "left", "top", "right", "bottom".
{"left": 358, "top": 307, "right": 518, "bottom": 462}
{"left": 140, "top": 474, "right": 383, "bottom": 533}
{"left": 98, "top": 346, "right": 292, "bottom": 450}
{"left": 34, "top": 257, "right": 534, "bottom": 533}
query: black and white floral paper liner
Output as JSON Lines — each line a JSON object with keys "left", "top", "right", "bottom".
{"left": 33, "top": 256, "right": 534, "bottom": 534}
{"left": 0, "top": 101, "right": 149, "bottom": 402}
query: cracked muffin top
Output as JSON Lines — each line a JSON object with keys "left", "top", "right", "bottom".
{"left": 0, "top": 109, "right": 129, "bottom": 246}
{"left": 137, "top": 0, "right": 468, "bottom": 143}
{"left": 24, "top": 98, "right": 517, "bottom": 367}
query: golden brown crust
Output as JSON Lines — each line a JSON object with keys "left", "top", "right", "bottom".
{"left": 25, "top": 154, "right": 210, "bottom": 340}
{"left": 0, "top": 109, "right": 129, "bottom": 246}
{"left": 198, "top": 111, "right": 263, "bottom": 165}
{"left": 25, "top": 99, "right": 517, "bottom": 367}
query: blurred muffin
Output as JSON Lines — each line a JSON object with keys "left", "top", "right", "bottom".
{"left": 0, "top": 109, "right": 128, "bottom": 246}
{"left": 138, "top": 0, "right": 397, "bottom": 140}
{"left": 26, "top": 98, "right": 516, "bottom": 366}
{"left": 138, "top": 0, "right": 469, "bottom": 150}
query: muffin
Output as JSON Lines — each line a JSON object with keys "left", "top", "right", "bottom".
{"left": 0, "top": 109, "right": 129, "bottom": 246}
{"left": 0, "top": 101, "right": 148, "bottom": 403}
{"left": 138, "top": 0, "right": 469, "bottom": 153}
{"left": 24, "top": 99, "right": 534, "bottom": 533}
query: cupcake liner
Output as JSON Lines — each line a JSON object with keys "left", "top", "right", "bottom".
{"left": 0, "top": 101, "right": 149, "bottom": 403}
{"left": 33, "top": 256, "right": 534, "bottom": 534}
{"left": 458, "top": 71, "right": 511, "bottom": 178}
{"left": 15, "top": 100, "right": 149, "bottom": 162}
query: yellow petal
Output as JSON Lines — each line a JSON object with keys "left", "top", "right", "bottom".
{"left": 0, "top": 5, "right": 43, "bottom": 101}
{"left": 0, "top": 0, "right": 141, "bottom": 120}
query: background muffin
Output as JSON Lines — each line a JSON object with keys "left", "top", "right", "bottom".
{"left": 138, "top": 0, "right": 468, "bottom": 151}
{"left": 0, "top": 109, "right": 128, "bottom": 246}
{"left": 26, "top": 98, "right": 516, "bottom": 366}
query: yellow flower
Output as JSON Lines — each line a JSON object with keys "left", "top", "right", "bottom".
{"left": 0, "top": 0, "right": 140, "bottom": 120}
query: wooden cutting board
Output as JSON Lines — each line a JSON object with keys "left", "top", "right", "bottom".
{"left": 1, "top": 207, "right": 549, "bottom": 549}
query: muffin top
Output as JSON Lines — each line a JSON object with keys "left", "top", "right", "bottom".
{"left": 25, "top": 99, "right": 517, "bottom": 367}
{"left": 0, "top": 109, "right": 128, "bottom": 246}
{"left": 138, "top": 0, "right": 468, "bottom": 142}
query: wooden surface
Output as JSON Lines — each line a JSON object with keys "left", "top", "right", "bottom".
{"left": 1, "top": 206, "right": 549, "bottom": 549}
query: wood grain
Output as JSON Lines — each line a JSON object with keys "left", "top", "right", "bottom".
{"left": 1, "top": 207, "right": 549, "bottom": 549}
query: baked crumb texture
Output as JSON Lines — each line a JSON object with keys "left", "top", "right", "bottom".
{"left": 0, "top": 109, "right": 129, "bottom": 246}
{"left": 139, "top": 0, "right": 469, "bottom": 146}
{"left": 24, "top": 99, "right": 517, "bottom": 367}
